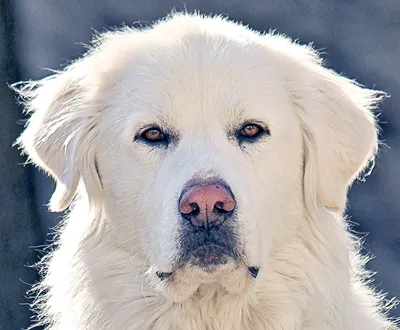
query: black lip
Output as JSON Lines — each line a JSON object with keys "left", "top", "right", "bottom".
{"left": 247, "top": 266, "right": 260, "bottom": 278}
{"left": 156, "top": 271, "right": 173, "bottom": 281}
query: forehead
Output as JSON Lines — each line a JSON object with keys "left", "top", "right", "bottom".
{"left": 103, "top": 33, "right": 296, "bottom": 132}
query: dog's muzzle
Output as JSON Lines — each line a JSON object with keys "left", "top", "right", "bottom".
{"left": 155, "top": 178, "right": 260, "bottom": 280}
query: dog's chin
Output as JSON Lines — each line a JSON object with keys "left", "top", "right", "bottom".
{"left": 148, "top": 252, "right": 260, "bottom": 303}
{"left": 154, "top": 263, "right": 257, "bottom": 303}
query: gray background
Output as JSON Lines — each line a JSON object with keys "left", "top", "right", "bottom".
{"left": 1, "top": 1, "right": 399, "bottom": 328}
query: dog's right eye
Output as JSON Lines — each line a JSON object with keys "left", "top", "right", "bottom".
{"left": 139, "top": 127, "right": 167, "bottom": 143}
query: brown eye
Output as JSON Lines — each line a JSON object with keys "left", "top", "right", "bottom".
{"left": 141, "top": 127, "right": 165, "bottom": 142}
{"left": 240, "top": 124, "right": 263, "bottom": 138}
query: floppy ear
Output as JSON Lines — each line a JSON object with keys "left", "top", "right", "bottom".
{"left": 296, "top": 65, "right": 384, "bottom": 212}
{"left": 14, "top": 63, "right": 102, "bottom": 212}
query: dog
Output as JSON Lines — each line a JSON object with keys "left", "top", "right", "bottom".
{"left": 15, "top": 13, "right": 398, "bottom": 330}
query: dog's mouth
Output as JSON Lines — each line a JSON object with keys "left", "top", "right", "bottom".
{"left": 151, "top": 253, "right": 259, "bottom": 302}
{"left": 156, "top": 266, "right": 260, "bottom": 281}
{"left": 174, "top": 242, "right": 241, "bottom": 273}
{"left": 155, "top": 228, "right": 260, "bottom": 284}
{"left": 189, "top": 244, "right": 231, "bottom": 269}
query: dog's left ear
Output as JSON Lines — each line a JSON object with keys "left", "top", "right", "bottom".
{"left": 296, "top": 63, "right": 385, "bottom": 212}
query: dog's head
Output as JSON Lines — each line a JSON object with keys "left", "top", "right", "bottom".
{"left": 16, "top": 14, "right": 383, "bottom": 302}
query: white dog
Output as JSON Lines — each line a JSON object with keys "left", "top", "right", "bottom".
{"left": 16, "top": 13, "right": 398, "bottom": 330}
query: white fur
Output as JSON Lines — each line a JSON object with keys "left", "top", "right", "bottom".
{"left": 15, "top": 13, "right": 398, "bottom": 330}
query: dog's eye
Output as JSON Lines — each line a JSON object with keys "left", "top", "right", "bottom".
{"left": 239, "top": 123, "right": 267, "bottom": 139}
{"left": 140, "top": 127, "right": 166, "bottom": 143}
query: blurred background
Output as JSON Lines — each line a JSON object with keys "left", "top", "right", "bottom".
{"left": 0, "top": 0, "right": 399, "bottom": 328}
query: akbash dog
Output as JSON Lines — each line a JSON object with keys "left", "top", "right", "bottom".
{"left": 15, "top": 13, "right": 398, "bottom": 330}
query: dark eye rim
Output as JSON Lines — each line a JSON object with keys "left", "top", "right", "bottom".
{"left": 136, "top": 126, "right": 168, "bottom": 144}
{"left": 237, "top": 121, "right": 270, "bottom": 141}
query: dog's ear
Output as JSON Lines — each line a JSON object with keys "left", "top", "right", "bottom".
{"left": 14, "top": 64, "right": 102, "bottom": 212}
{"left": 296, "top": 63, "right": 385, "bottom": 212}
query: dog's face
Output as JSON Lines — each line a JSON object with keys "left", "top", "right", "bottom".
{"left": 97, "top": 42, "right": 304, "bottom": 280}
{"left": 16, "top": 14, "right": 381, "bottom": 302}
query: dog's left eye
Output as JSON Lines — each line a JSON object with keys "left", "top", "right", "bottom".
{"left": 238, "top": 123, "right": 268, "bottom": 140}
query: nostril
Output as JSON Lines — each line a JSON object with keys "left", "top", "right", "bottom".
{"left": 189, "top": 203, "right": 200, "bottom": 216}
{"left": 215, "top": 195, "right": 236, "bottom": 213}
{"left": 213, "top": 201, "right": 229, "bottom": 214}
{"left": 180, "top": 199, "right": 200, "bottom": 215}
{"left": 214, "top": 201, "right": 224, "bottom": 210}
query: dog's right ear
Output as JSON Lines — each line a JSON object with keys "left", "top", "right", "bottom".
{"left": 14, "top": 63, "right": 102, "bottom": 212}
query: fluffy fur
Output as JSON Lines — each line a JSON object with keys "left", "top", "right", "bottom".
{"left": 15, "top": 13, "right": 398, "bottom": 330}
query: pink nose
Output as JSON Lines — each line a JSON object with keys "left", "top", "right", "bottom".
{"left": 179, "top": 181, "right": 236, "bottom": 228}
